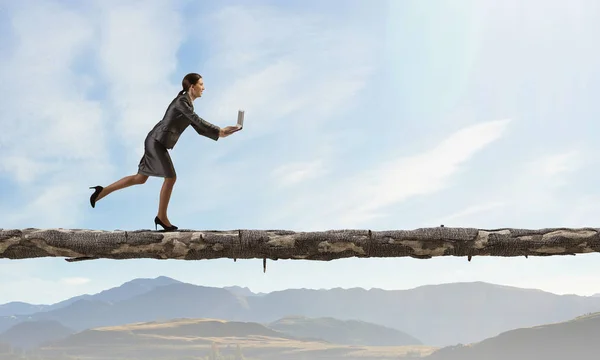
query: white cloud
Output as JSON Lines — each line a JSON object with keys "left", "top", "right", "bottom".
{"left": 506, "top": 150, "right": 584, "bottom": 212}
{"left": 339, "top": 119, "right": 512, "bottom": 225}
{"left": 528, "top": 150, "right": 583, "bottom": 185}
{"left": 271, "top": 160, "right": 327, "bottom": 187}
{"left": 195, "top": 4, "right": 377, "bottom": 137}
{"left": 561, "top": 195, "right": 600, "bottom": 227}
{"left": 0, "top": 2, "right": 107, "bottom": 169}
{"left": 436, "top": 201, "right": 507, "bottom": 225}
{"left": 5, "top": 183, "right": 96, "bottom": 228}
{"left": 430, "top": 148, "right": 587, "bottom": 229}
{"left": 0, "top": 1, "right": 112, "bottom": 228}
{"left": 94, "top": 0, "right": 185, "bottom": 160}
{"left": 61, "top": 277, "right": 91, "bottom": 286}
{"left": 267, "top": 119, "right": 512, "bottom": 229}
{"left": 0, "top": 156, "right": 55, "bottom": 185}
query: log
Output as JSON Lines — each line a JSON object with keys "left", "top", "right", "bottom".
{"left": 2, "top": 227, "right": 600, "bottom": 262}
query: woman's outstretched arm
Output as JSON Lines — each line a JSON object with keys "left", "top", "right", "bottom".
{"left": 176, "top": 97, "right": 221, "bottom": 141}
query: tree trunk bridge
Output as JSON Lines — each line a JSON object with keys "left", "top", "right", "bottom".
{"left": 1, "top": 227, "right": 599, "bottom": 264}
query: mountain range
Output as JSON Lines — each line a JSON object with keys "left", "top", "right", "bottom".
{"left": 2, "top": 276, "right": 600, "bottom": 349}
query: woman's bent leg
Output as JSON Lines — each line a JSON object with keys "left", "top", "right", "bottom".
{"left": 97, "top": 173, "right": 148, "bottom": 201}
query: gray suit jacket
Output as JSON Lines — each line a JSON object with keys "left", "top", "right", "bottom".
{"left": 148, "top": 93, "right": 221, "bottom": 149}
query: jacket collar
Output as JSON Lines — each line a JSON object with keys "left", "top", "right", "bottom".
{"left": 180, "top": 92, "right": 194, "bottom": 109}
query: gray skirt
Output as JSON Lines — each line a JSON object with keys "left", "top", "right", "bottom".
{"left": 137, "top": 135, "right": 176, "bottom": 178}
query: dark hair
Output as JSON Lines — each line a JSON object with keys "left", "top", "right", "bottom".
{"left": 178, "top": 73, "right": 202, "bottom": 95}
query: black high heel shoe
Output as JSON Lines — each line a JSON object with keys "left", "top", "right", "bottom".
{"left": 89, "top": 186, "right": 103, "bottom": 208}
{"left": 154, "top": 216, "right": 178, "bottom": 231}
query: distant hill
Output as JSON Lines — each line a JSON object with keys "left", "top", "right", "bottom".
{"left": 268, "top": 315, "right": 422, "bottom": 346}
{"left": 35, "top": 318, "right": 435, "bottom": 360}
{"left": 36, "top": 318, "right": 295, "bottom": 359}
{"left": 53, "top": 318, "right": 291, "bottom": 346}
{"left": 0, "top": 313, "right": 423, "bottom": 353}
{"left": 426, "top": 312, "right": 600, "bottom": 360}
{"left": 0, "top": 320, "right": 74, "bottom": 350}
{"left": 0, "top": 276, "right": 181, "bottom": 317}
{"left": 73, "top": 275, "right": 181, "bottom": 304}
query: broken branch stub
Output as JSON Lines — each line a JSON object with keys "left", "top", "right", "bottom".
{"left": 0, "top": 227, "right": 599, "bottom": 262}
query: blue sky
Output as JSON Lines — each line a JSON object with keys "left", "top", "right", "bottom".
{"left": 1, "top": 0, "right": 600, "bottom": 304}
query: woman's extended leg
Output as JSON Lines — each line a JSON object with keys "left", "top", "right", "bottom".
{"left": 156, "top": 176, "right": 176, "bottom": 227}
{"left": 96, "top": 173, "right": 148, "bottom": 202}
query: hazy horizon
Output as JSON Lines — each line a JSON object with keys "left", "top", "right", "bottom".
{"left": 2, "top": 275, "right": 599, "bottom": 306}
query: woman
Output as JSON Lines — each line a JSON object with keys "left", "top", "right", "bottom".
{"left": 88, "top": 73, "right": 241, "bottom": 231}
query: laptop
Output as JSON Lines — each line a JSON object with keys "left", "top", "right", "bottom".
{"left": 237, "top": 110, "right": 244, "bottom": 129}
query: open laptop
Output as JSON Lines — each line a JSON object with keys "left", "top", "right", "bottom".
{"left": 229, "top": 109, "right": 244, "bottom": 133}
{"left": 237, "top": 110, "right": 244, "bottom": 129}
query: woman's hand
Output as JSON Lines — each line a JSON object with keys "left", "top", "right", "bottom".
{"left": 219, "top": 125, "right": 241, "bottom": 138}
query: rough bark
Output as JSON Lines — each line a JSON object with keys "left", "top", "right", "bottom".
{"left": 2, "top": 227, "right": 600, "bottom": 263}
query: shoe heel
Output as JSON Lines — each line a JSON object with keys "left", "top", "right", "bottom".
{"left": 89, "top": 186, "right": 103, "bottom": 208}
{"left": 154, "top": 216, "right": 177, "bottom": 232}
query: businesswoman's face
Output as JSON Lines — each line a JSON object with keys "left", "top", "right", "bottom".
{"left": 190, "top": 79, "right": 205, "bottom": 98}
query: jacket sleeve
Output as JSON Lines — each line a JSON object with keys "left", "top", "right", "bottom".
{"left": 176, "top": 98, "right": 221, "bottom": 141}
